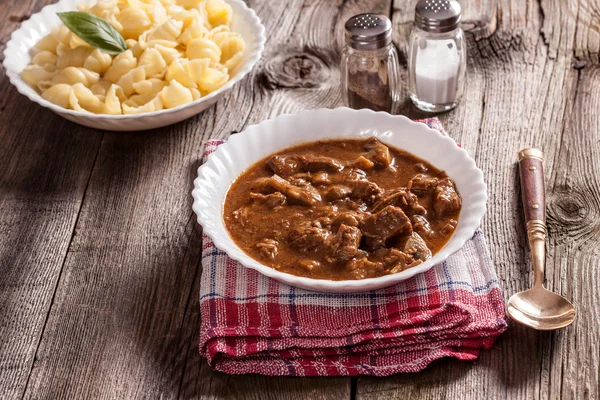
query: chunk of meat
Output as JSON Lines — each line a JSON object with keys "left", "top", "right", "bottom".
{"left": 389, "top": 259, "right": 422, "bottom": 274}
{"left": 411, "top": 215, "right": 432, "bottom": 238}
{"left": 325, "top": 185, "right": 352, "bottom": 201}
{"left": 256, "top": 238, "right": 279, "bottom": 260}
{"left": 434, "top": 178, "right": 461, "bottom": 215}
{"left": 372, "top": 248, "right": 419, "bottom": 273}
{"left": 287, "top": 173, "right": 312, "bottom": 187}
{"left": 347, "top": 180, "right": 383, "bottom": 200}
{"left": 402, "top": 232, "right": 432, "bottom": 261}
{"left": 267, "top": 155, "right": 301, "bottom": 176}
{"left": 299, "top": 155, "right": 343, "bottom": 172}
{"left": 331, "top": 211, "right": 364, "bottom": 230}
{"left": 309, "top": 205, "right": 343, "bottom": 229}
{"left": 267, "top": 155, "right": 343, "bottom": 176}
{"left": 408, "top": 174, "right": 439, "bottom": 191}
{"left": 288, "top": 220, "right": 330, "bottom": 251}
{"left": 329, "top": 224, "right": 362, "bottom": 261}
{"left": 360, "top": 206, "right": 412, "bottom": 250}
{"left": 338, "top": 198, "right": 368, "bottom": 212}
{"left": 365, "top": 137, "right": 392, "bottom": 167}
{"left": 250, "top": 192, "right": 286, "bottom": 208}
{"left": 257, "top": 175, "right": 321, "bottom": 206}
{"left": 337, "top": 168, "right": 367, "bottom": 181}
{"left": 346, "top": 257, "right": 384, "bottom": 279}
{"left": 311, "top": 171, "right": 330, "bottom": 185}
{"left": 371, "top": 188, "right": 426, "bottom": 215}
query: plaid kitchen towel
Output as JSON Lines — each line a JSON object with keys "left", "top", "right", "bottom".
{"left": 198, "top": 118, "right": 507, "bottom": 376}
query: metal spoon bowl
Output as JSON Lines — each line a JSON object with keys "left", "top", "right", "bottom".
{"left": 510, "top": 149, "right": 576, "bottom": 330}
{"left": 507, "top": 286, "right": 576, "bottom": 330}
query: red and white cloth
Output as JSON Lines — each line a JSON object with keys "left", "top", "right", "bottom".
{"left": 199, "top": 118, "right": 507, "bottom": 376}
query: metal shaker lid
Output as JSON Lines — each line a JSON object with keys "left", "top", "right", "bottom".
{"left": 415, "top": 0, "right": 461, "bottom": 33}
{"left": 345, "top": 13, "right": 392, "bottom": 50}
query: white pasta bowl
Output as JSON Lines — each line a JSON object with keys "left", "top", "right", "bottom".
{"left": 2, "top": 0, "right": 265, "bottom": 131}
{"left": 192, "top": 107, "right": 488, "bottom": 293}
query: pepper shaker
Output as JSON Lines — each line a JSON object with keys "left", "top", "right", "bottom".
{"left": 341, "top": 13, "right": 401, "bottom": 114}
{"left": 408, "top": 0, "right": 466, "bottom": 112}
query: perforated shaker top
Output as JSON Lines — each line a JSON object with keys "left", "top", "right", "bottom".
{"left": 415, "top": 0, "right": 462, "bottom": 33}
{"left": 345, "top": 13, "right": 392, "bottom": 50}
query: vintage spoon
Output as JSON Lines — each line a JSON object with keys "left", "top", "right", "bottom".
{"left": 507, "top": 148, "right": 576, "bottom": 330}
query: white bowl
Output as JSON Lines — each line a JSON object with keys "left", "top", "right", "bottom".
{"left": 192, "top": 108, "right": 487, "bottom": 293}
{"left": 2, "top": 0, "right": 265, "bottom": 131}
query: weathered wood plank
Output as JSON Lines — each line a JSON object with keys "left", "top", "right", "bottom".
{"left": 1, "top": 0, "right": 598, "bottom": 398}
{"left": 358, "top": 0, "right": 599, "bottom": 399}
{"left": 17, "top": 0, "right": 387, "bottom": 398}
{"left": 0, "top": 110, "right": 102, "bottom": 400}
{"left": 0, "top": 1, "right": 102, "bottom": 398}
{"left": 542, "top": 64, "right": 600, "bottom": 400}
{"left": 21, "top": 120, "right": 211, "bottom": 399}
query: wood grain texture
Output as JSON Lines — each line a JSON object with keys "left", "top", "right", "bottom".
{"left": 0, "top": 0, "right": 383, "bottom": 399}
{"left": 0, "top": 2, "right": 103, "bottom": 398}
{"left": 0, "top": 0, "right": 598, "bottom": 399}
{"left": 358, "top": 0, "right": 600, "bottom": 399}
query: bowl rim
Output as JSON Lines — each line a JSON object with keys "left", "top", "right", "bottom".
{"left": 2, "top": 0, "right": 266, "bottom": 120}
{"left": 192, "top": 107, "right": 488, "bottom": 292}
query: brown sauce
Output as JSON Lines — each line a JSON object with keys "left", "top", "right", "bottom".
{"left": 223, "top": 138, "right": 461, "bottom": 280}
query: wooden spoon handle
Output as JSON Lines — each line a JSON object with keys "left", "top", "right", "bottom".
{"left": 518, "top": 148, "right": 546, "bottom": 223}
{"left": 518, "top": 148, "right": 547, "bottom": 287}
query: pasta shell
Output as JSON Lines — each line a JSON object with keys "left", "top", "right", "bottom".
{"left": 84, "top": 49, "right": 113, "bottom": 75}
{"left": 153, "top": 44, "right": 181, "bottom": 65}
{"left": 149, "top": 19, "right": 184, "bottom": 41}
{"left": 41, "top": 84, "right": 73, "bottom": 108}
{"left": 166, "top": 58, "right": 197, "bottom": 88}
{"left": 32, "top": 51, "right": 58, "bottom": 67}
{"left": 21, "top": 64, "right": 58, "bottom": 91}
{"left": 159, "top": 79, "right": 193, "bottom": 108}
{"left": 133, "top": 78, "right": 167, "bottom": 95}
{"left": 206, "top": 0, "right": 232, "bottom": 27}
{"left": 122, "top": 95, "right": 163, "bottom": 114}
{"left": 104, "top": 50, "right": 137, "bottom": 83}
{"left": 104, "top": 84, "right": 123, "bottom": 115}
{"left": 139, "top": 48, "right": 167, "bottom": 77}
{"left": 117, "top": 66, "right": 147, "bottom": 96}
{"left": 69, "top": 83, "right": 105, "bottom": 113}
{"left": 186, "top": 38, "right": 221, "bottom": 63}
{"left": 57, "top": 46, "right": 94, "bottom": 69}
{"left": 117, "top": 7, "right": 152, "bottom": 39}
{"left": 90, "top": 80, "right": 113, "bottom": 96}
{"left": 197, "top": 66, "right": 228, "bottom": 93}
{"left": 52, "top": 67, "right": 100, "bottom": 87}
{"left": 34, "top": 35, "right": 60, "bottom": 54}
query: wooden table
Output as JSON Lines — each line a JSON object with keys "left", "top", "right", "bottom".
{"left": 1, "top": 0, "right": 598, "bottom": 398}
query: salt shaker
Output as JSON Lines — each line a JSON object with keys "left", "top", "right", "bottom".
{"left": 408, "top": 0, "right": 466, "bottom": 112}
{"left": 341, "top": 14, "right": 401, "bottom": 113}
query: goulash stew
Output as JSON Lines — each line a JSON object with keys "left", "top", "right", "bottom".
{"left": 224, "top": 138, "right": 461, "bottom": 280}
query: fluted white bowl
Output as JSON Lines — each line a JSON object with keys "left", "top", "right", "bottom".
{"left": 2, "top": 0, "right": 265, "bottom": 131}
{"left": 192, "top": 108, "right": 488, "bottom": 293}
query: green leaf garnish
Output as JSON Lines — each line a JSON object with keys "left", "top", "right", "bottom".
{"left": 57, "top": 11, "right": 127, "bottom": 55}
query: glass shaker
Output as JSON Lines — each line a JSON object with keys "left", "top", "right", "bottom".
{"left": 341, "top": 13, "right": 401, "bottom": 114}
{"left": 408, "top": 0, "right": 466, "bottom": 112}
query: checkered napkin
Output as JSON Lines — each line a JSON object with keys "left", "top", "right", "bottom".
{"left": 198, "top": 118, "right": 507, "bottom": 376}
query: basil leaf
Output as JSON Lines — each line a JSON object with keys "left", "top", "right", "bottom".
{"left": 57, "top": 11, "right": 127, "bottom": 55}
